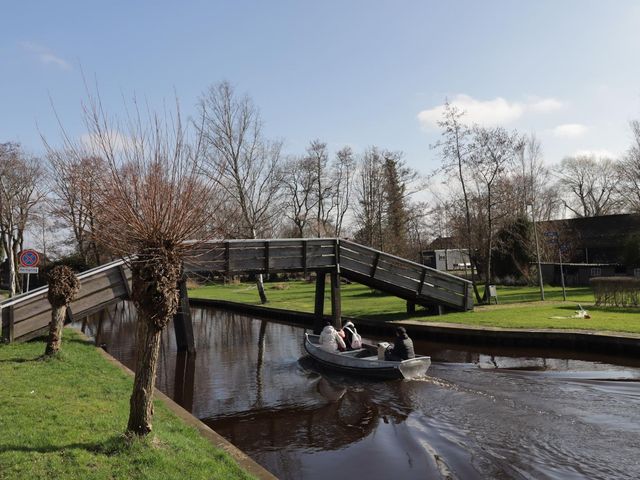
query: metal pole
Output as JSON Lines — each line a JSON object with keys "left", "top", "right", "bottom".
{"left": 529, "top": 204, "right": 545, "bottom": 301}
{"left": 558, "top": 245, "right": 566, "bottom": 301}
{"left": 26, "top": 273, "right": 30, "bottom": 293}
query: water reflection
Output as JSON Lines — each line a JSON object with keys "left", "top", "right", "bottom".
{"left": 210, "top": 374, "right": 382, "bottom": 452}
{"left": 75, "top": 303, "right": 640, "bottom": 480}
{"left": 173, "top": 351, "right": 196, "bottom": 411}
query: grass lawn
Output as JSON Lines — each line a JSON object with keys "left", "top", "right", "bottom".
{"left": 190, "top": 280, "right": 640, "bottom": 334}
{"left": 0, "top": 330, "right": 254, "bottom": 480}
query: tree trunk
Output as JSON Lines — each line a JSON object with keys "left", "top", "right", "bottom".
{"left": 127, "top": 250, "right": 181, "bottom": 436}
{"left": 457, "top": 143, "right": 482, "bottom": 304}
{"left": 127, "top": 317, "right": 163, "bottom": 435}
{"left": 45, "top": 305, "right": 66, "bottom": 356}
{"left": 483, "top": 189, "right": 494, "bottom": 303}
{"left": 7, "top": 236, "right": 16, "bottom": 297}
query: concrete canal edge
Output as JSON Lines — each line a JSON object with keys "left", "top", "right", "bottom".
{"left": 74, "top": 330, "right": 278, "bottom": 480}
{"left": 190, "top": 298, "right": 640, "bottom": 356}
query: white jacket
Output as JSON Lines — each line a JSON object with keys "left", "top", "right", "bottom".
{"left": 319, "top": 325, "right": 346, "bottom": 352}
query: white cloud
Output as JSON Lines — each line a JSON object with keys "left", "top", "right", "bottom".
{"left": 417, "top": 94, "right": 564, "bottom": 130}
{"left": 20, "top": 41, "right": 71, "bottom": 70}
{"left": 528, "top": 97, "right": 564, "bottom": 113}
{"left": 553, "top": 123, "right": 589, "bottom": 138}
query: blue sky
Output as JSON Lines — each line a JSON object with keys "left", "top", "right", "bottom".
{"left": 2, "top": 1, "right": 640, "bottom": 174}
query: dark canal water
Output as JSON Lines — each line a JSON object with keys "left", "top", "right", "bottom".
{"left": 77, "top": 303, "right": 640, "bottom": 480}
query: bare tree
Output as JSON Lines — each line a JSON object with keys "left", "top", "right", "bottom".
{"left": 0, "top": 143, "right": 46, "bottom": 296}
{"left": 282, "top": 144, "right": 355, "bottom": 239}
{"left": 432, "top": 102, "right": 482, "bottom": 301}
{"left": 281, "top": 155, "right": 318, "bottom": 237}
{"left": 555, "top": 154, "right": 621, "bottom": 217}
{"left": 49, "top": 92, "right": 215, "bottom": 436}
{"left": 330, "top": 146, "right": 355, "bottom": 237}
{"left": 354, "top": 147, "right": 386, "bottom": 249}
{"left": 618, "top": 120, "right": 640, "bottom": 212}
{"left": 196, "top": 81, "right": 283, "bottom": 303}
{"left": 306, "top": 140, "right": 333, "bottom": 237}
{"left": 513, "top": 134, "right": 561, "bottom": 220}
{"left": 46, "top": 151, "right": 106, "bottom": 266}
{"left": 468, "top": 125, "right": 523, "bottom": 298}
{"left": 353, "top": 147, "right": 420, "bottom": 255}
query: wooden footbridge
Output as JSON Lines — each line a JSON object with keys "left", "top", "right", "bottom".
{"left": 2, "top": 238, "right": 472, "bottom": 346}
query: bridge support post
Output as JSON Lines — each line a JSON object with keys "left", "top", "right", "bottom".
{"left": 406, "top": 301, "right": 416, "bottom": 315}
{"left": 330, "top": 271, "right": 341, "bottom": 328}
{"left": 314, "top": 272, "right": 326, "bottom": 334}
{"left": 173, "top": 276, "right": 195, "bottom": 354}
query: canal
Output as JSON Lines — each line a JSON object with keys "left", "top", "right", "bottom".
{"left": 77, "top": 303, "right": 640, "bottom": 480}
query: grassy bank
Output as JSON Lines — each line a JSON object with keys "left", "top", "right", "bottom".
{"left": 0, "top": 330, "right": 254, "bottom": 480}
{"left": 189, "top": 281, "right": 640, "bottom": 334}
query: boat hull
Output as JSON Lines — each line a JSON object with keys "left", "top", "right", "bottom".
{"left": 303, "top": 333, "right": 430, "bottom": 380}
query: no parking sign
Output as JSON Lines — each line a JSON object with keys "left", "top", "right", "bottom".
{"left": 19, "top": 249, "right": 40, "bottom": 275}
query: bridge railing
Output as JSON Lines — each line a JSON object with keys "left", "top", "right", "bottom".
{"left": 184, "top": 238, "right": 338, "bottom": 274}
{"left": 1, "top": 259, "right": 132, "bottom": 343}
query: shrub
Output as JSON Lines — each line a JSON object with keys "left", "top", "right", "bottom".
{"left": 590, "top": 276, "right": 640, "bottom": 307}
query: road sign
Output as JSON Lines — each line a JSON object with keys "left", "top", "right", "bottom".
{"left": 18, "top": 266, "right": 39, "bottom": 274}
{"left": 19, "top": 249, "right": 40, "bottom": 268}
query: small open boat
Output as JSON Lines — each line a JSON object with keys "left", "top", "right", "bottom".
{"left": 303, "top": 333, "right": 431, "bottom": 379}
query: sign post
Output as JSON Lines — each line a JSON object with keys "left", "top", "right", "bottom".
{"left": 19, "top": 250, "right": 40, "bottom": 292}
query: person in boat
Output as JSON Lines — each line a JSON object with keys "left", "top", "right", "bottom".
{"left": 319, "top": 321, "right": 346, "bottom": 352}
{"left": 384, "top": 326, "right": 415, "bottom": 361}
{"left": 340, "top": 321, "right": 361, "bottom": 350}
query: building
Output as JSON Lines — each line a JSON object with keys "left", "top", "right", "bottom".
{"left": 539, "top": 213, "right": 640, "bottom": 264}
{"left": 420, "top": 248, "right": 470, "bottom": 272}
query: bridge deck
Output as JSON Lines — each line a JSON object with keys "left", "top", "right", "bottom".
{"left": 2, "top": 238, "right": 472, "bottom": 343}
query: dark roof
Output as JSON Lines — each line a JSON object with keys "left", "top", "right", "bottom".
{"left": 539, "top": 213, "right": 640, "bottom": 249}
{"left": 426, "top": 236, "right": 458, "bottom": 250}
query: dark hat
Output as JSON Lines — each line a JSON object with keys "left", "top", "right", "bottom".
{"left": 396, "top": 326, "right": 406, "bottom": 335}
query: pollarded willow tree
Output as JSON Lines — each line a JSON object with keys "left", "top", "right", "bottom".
{"left": 50, "top": 93, "right": 215, "bottom": 436}
{"left": 44, "top": 265, "right": 80, "bottom": 357}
